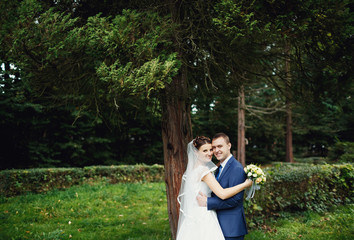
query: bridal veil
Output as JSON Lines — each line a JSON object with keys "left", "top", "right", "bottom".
{"left": 176, "top": 140, "right": 218, "bottom": 235}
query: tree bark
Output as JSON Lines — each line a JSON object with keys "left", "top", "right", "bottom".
{"left": 285, "top": 99, "right": 294, "bottom": 162}
{"left": 237, "top": 85, "right": 246, "bottom": 167}
{"left": 162, "top": 2, "right": 193, "bottom": 238}
{"left": 285, "top": 42, "right": 294, "bottom": 163}
{"left": 161, "top": 65, "right": 192, "bottom": 240}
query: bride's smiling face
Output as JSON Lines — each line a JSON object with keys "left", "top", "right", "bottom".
{"left": 198, "top": 143, "right": 213, "bottom": 161}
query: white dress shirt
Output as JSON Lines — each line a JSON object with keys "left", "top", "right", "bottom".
{"left": 218, "top": 154, "right": 232, "bottom": 177}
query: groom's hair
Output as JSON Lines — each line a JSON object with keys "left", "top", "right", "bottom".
{"left": 213, "top": 132, "right": 230, "bottom": 144}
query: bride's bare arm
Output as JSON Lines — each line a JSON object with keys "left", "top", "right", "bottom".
{"left": 202, "top": 172, "right": 252, "bottom": 200}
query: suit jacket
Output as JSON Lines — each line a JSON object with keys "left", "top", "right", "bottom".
{"left": 207, "top": 156, "right": 248, "bottom": 237}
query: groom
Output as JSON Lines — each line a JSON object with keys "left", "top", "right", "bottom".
{"left": 197, "top": 133, "right": 248, "bottom": 240}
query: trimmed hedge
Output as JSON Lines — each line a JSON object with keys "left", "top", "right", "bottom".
{"left": 245, "top": 163, "right": 354, "bottom": 226}
{"left": 83, "top": 164, "right": 164, "bottom": 183}
{"left": 0, "top": 164, "right": 164, "bottom": 197}
{"left": 1, "top": 163, "right": 353, "bottom": 223}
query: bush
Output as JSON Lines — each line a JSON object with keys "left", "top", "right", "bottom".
{"left": 0, "top": 164, "right": 164, "bottom": 197}
{"left": 1, "top": 162, "right": 352, "bottom": 227}
{"left": 0, "top": 167, "right": 85, "bottom": 196}
{"left": 245, "top": 163, "right": 354, "bottom": 227}
{"left": 327, "top": 141, "right": 354, "bottom": 163}
{"left": 83, "top": 164, "right": 164, "bottom": 183}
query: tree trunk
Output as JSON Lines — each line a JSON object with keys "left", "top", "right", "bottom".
{"left": 161, "top": 65, "right": 192, "bottom": 240}
{"left": 237, "top": 85, "right": 246, "bottom": 167}
{"left": 285, "top": 100, "right": 294, "bottom": 162}
{"left": 162, "top": 2, "right": 193, "bottom": 238}
{"left": 285, "top": 42, "right": 294, "bottom": 163}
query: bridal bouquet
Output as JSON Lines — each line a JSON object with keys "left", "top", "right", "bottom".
{"left": 244, "top": 164, "right": 266, "bottom": 200}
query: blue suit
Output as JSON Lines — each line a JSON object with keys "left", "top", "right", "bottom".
{"left": 207, "top": 156, "right": 248, "bottom": 238}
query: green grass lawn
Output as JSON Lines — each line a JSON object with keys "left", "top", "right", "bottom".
{"left": 0, "top": 182, "right": 170, "bottom": 240}
{"left": 248, "top": 205, "right": 354, "bottom": 240}
{"left": 0, "top": 182, "right": 353, "bottom": 240}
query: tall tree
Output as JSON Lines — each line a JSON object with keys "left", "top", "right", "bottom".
{"left": 160, "top": 4, "right": 193, "bottom": 238}
{"left": 210, "top": 0, "right": 275, "bottom": 166}
{"left": 3, "top": 1, "right": 352, "bottom": 239}
{"left": 284, "top": 41, "right": 294, "bottom": 162}
{"left": 3, "top": 1, "right": 189, "bottom": 238}
{"left": 214, "top": 0, "right": 353, "bottom": 164}
{"left": 237, "top": 84, "right": 246, "bottom": 166}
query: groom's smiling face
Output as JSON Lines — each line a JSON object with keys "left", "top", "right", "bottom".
{"left": 212, "top": 137, "right": 231, "bottom": 162}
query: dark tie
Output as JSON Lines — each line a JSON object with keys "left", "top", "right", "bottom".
{"left": 215, "top": 165, "right": 223, "bottom": 181}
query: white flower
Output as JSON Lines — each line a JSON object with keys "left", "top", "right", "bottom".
{"left": 245, "top": 164, "right": 266, "bottom": 186}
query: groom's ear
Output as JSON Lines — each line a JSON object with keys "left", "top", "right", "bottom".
{"left": 227, "top": 142, "right": 231, "bottom": 149}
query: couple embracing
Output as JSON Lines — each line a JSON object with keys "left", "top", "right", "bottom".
{"left": 176, "top": 133, "right": 252, "bottom": 240}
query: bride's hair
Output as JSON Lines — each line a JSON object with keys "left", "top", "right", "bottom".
{"left": 193, "top": 136, "right": 211, "bottom": 149}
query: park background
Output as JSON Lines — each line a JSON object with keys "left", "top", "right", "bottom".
{"left": 0, "top": 0, "right": 353, "bottom": 239}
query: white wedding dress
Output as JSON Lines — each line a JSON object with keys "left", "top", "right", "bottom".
{"left": 176, "top": 142, "right": 225, "bottom": 240}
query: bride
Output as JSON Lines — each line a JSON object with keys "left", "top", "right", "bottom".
{"left": 176, "top": 136, "right": 252, "bottom": 240}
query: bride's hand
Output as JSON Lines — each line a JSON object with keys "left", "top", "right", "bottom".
{"left": 245, "top": 179, "right": 253, "bottom": 188}
{"left": 196, "top": 192, "right": 207, "bottom": 207}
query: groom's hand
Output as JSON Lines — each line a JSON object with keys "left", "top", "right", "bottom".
{"left": 197, "top": 192, "right": 207, "bottom": 207}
